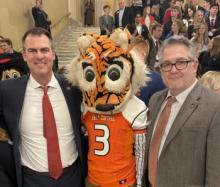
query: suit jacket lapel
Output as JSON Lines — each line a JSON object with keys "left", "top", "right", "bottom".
{"left": 149, "top": 90, "right": 167, "bottom": 135}
{"left": 12, "top": 76, "right": 29, "bottom": 139}
{"left": 161, "top": 83, "right": 201, "bottom": 154}
{"left": 145, "top": 90, "right": 167, "bottom": 164}
{"left": 55, "top": 74, "right": 79, "bottom": 133}
{"left": 143, "top": 90, "right": 168, "bottom": 182}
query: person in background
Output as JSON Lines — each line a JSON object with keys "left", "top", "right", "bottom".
{"left": 191, "top": 22, "right": 210, "bottom": 55}
{"left": 127, "top": 12, "right": 149, "bottom": 40}
{"left": 0, "top": 38, "right": 21, "bottom": 55}
{"left": 146, "top": 22, "right": 163, "bottom": 70}
{"left": 131, "top": 0, "right": 144, "bottom": 16}
{"left": 165, "top": 19, "right": 186, "bottom": 39}
{"left": 151, "top": 2, "right": 162, "bottom": 23}
{"left": 184, "top": 4, "right": 196, "bottom": 28}
{"left": 0, "top": 27, "right": 86, "bottom": 187}
{"left": 162, "top": 0, "right": 176, "bottom": 25}
{"left": 163, "top": 0, "right": 183, "bottom": 25}
{"left": 84, "top": 0, "right": 94, "bottom": 27}
{"left": 143, "top": 35, "right": 220, "bottom": 187}
{"left": 216, "top": 0, "right": 220, "bottom": 17}
{"left": 99, "top": 5, "right": 115, "bottom": 35}
{"left": 205, "top": 3, "right": 220, "bottom": 38}
{"left": 203, "top": 0, "right": 211, "bottom": 17}
{"left": 0, "top": 38, "right": 24, "bottom": 64}
{"left": 32, "top": 0, "right": 52, "bottom": 33}
{"left": 192, "top": 0, "right": 206, "bottom": 12}
{"left": 199, "top": 35, "right": 220, "bottom": 74}
{"left": 201, "top": 70, "right": 220, "bottom": 93}
{"left": 0, "top": 36, "right": 4, "bottom": 54}
{"left": 142, "top": 5, "right": 155, "bottom": 30}
{"left": 163, "top": 5, "right": 182, "bottom": 39}
{"left": 114, "top": 0, "right": 134, "bottom": 28}
{"left": 188, "top": 9, "right": 206, "bottom": 39}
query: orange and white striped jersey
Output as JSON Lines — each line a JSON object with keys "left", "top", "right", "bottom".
{"left": 82, "top": 96, "right": 148, "bottom": 186}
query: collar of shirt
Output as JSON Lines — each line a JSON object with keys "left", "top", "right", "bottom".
{"left": 119, "top": 7, "right": 125, "bottom": 11}
{"left": 29, "top": 73, "right": 58, "bottom": 89}
{"left": 166, "top": 79, "right": 198, "bottom": 105}
{"left": 152, "top": 37, "right": 159, "bottom": 46}
{"left": 210, "top": 16, "right": 216, "bottom": 21}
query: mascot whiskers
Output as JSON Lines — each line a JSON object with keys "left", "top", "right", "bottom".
{"left": 66, "top": 29, "right": 150, "bottom": 187}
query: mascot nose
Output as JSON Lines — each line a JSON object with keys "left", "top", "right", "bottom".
{"left": 96, "top": 104, "right": 115, "bottom": 112}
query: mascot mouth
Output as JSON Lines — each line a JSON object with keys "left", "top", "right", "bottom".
{"left": 96, "top": 104, "right": 116, "bottom": 112}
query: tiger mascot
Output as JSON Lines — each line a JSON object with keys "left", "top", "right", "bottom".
{"left": 66, "top": 28, "right": 150, "bottom": 187}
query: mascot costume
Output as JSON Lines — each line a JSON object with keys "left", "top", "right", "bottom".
{"left": 66, "top": 28, "right": 150, "bottom": 187}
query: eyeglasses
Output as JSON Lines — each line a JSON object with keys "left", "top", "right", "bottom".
{"left": 160, "top": 59, "right": 193, "bottom": 72}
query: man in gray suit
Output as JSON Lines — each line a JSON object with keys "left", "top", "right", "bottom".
{"left": 143, "top": 35, "right": 220, "bottom": 187}
{"left": 99, "top": 5, "right": 115, "bottom": 35}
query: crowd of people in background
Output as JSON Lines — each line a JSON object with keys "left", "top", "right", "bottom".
{"left": 99, "top": 0, "right": 220, "bottom": 76}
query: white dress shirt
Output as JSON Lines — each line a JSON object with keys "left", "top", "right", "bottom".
{"left": 152, "top": 80, "right": 198, "bottom": 158}
{"left": 119, "top": 8, "right": 125, "bottom": 27}
{"left": 19, "top": 74, "right": 78, "bottom": 172}
{"left": 136, "top": 25, "right": 142, "bottom": 35}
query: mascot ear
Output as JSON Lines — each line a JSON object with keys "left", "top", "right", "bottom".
{"left": 77, "top": 32, "right": 99, "bottom": 55}
{"left": 65, "top": 55, "right": 81, "bottom": 86}
{"left": 110, "top": 28, "right": 131, "bottom": 52}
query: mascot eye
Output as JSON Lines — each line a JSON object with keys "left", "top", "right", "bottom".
{"left": 6, "top": 74, "right": 10, "bottom": 79}
{"left": 12, "top": 73, "right": 19, "bottom": 78}
{"left": 108, "top": 68, "right": 120, "bottom": 81}
{"left": 84, "top": 68, "right": 95, "bottom": 82}
{"left": 107, "top": 64, "right": 122, "bottom": 81}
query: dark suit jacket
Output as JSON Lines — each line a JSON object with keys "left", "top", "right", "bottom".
{"left": 146, "top": 37, "right": 162, "bottom": 70}
{"left": 198, "top": 51, "right": 220, "bottom": 74}
{"left": 0, "top": 74, "right": 86, "bottom": 187}
{"left": 142, "top": 82, "right": 220, "bottom": 187}
{"left": 114, "top": 7, "right": 134, "bottom": 28}
{"left": 0, "top": 141, "right": 16, "bottom": 187}
{"left": 205, "top": 16, "right": 220, "bottom": 37}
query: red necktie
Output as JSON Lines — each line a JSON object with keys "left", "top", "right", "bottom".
{"left": 42, "top": 86, "right": 63, "bottom": 180}
{"left": 148, "top": 96, "right": 176, "bottom": 187}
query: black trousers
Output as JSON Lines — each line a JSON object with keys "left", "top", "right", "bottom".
{"left": 22, "top": 159, "right": 84, "bottom": 187}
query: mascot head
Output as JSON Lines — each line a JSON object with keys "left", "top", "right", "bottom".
{"left": 0, "top": 58, "right": 28, "bottom": 80}
{"left": 66, "top": 28, "right": 149, "bottom": 113}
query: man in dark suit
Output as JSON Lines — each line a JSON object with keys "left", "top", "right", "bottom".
{"left": 0, "top": 27, "right": 86, "bottom": 187}
{"left": 114, "top": 0, "right": 134, "bottom": 28}
{"left": 127, "top": 13, "right": 149, "bottom": 40}
{"left": 32, "top": 0, "right": 52, "bottom": 33}
{"left": 142, "top": 36, "right": 220, "bottom": 187}
{"left": 146, "top": 23, "right": 163, "bottom": 71}
{"left": 206, "top": 3, "right": 220, "bottom": 38}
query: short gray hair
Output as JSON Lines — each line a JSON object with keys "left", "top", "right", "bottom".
{"left": 158, "top": 35, "right": 197, "bottom": 63}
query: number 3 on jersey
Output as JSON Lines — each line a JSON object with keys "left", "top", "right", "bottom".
{"left": 94, "top": 124, "right": 110, "bottom": 156}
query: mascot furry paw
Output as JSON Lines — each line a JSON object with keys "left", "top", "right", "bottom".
{"left": 66, "top": 28, "right": 150, "bottom": 187}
